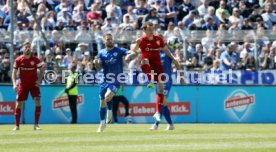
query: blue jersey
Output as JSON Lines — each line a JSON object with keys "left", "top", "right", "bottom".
{"left": 98, "top": 47, "right": 128, "bottom": 84}
{"left": 160, "top": 48, "right": 173, "bottom": 82}
{"left": 160, "top": 47, "right": 173, "bottom": 97}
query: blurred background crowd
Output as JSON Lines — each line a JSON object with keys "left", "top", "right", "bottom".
{"left": 0, "top": 0, "right": 275, "bottom": 83}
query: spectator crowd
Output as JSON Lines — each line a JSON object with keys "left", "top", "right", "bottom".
{"left": 0, "top": 0, "right": 275, "bottom": 83}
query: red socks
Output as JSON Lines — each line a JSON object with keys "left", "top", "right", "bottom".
{"left": 15, "top": 106, "right": 41, "bottom": 126}
{"left": 15, "top": 108, "right": 21, "bottom": 127}
{"left": 35, "top": 106, "right": 41, "bottom": 125}
{"left": 156, "top": 94, "right": 164, "bottom": 113}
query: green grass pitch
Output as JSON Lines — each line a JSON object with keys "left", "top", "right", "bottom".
{"left": 1, "top": 124, "right": 276, "bottom": 152}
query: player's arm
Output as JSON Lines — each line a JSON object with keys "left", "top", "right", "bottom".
{"left": 95, "top": 60, "right": 102, "bottom": 71}
{"left": 93, "top": 55, "right": 102, "bottom": 71}
{"left": 12, "top": 60, "right": 19, "bottom": 91}
{"left": 162, "top": 47, "right": 185, "bottom": 83}
{"left": 161, "top": 46, "right": 180, "bottom": 69}
{"left": 130, "top": 38, "right": 141, "bottom": 53}
{"left": 125, "top": 51, "right": 137, "bottom": 63}
{"left": 12, "top": 68, "right": 18, "bottom": 91}
{"left": 125, "top": 39, "right": 140, "bottom": 63}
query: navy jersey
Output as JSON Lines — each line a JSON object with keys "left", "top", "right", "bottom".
{"left": 160, "top": 48, "right": 173, "bottom": 82}
{"left": 98, "top": 47, "right": 128, "bottom": 84}
{"left": 160, "top": 48, "right": 174, "bottom": 97}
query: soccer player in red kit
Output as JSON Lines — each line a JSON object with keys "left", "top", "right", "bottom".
{"left": 12, "top": 41, "right": 45, "bottom": 131}
{"left": 130, "top": 22, "right": 180, "bottom": 123}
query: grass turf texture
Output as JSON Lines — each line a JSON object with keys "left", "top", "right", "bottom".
{"left": 1, "top": 124, "right": 276, "bottom": 152}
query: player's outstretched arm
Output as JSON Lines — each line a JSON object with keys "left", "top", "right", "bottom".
{"left": 161, "top": 46, "right": 180, "bottom": 69}
{"left": 130, "top": 38, "right": 141, "bottom": 53}
{"left": 125, "top": 51, "right": 138, "bottom": 63}
{"left": 125, "top": 38, "right": 140, "bottom": 63}
{"left": 162, "top": 46, "right": 185, "bottom": 84}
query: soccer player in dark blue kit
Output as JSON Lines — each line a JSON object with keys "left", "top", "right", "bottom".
{"left": 94, "top": 33, "right": 136, "bottom": 132}
{"left": 150, "top": 36, "right": 185, "bottom": 131}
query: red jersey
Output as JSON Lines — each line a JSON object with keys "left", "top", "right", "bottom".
{"left": 139, "top": 35, "right": 165, "bottom": 63}
{"left": 14, "top": 55, "right": 42, "bottom": 87}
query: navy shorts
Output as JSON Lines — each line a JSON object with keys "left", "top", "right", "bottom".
{"left": 163, "top": 80, "right": 172, "bottom": 98}
{"left": 99, "top": 82, "right": 120, "bottom": 100}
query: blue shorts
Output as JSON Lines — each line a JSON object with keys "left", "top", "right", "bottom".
{"left": 99, "top": 82, "right": 120, "bottom": 100}
{"left": 163, "top": 81, "right": 172, "bottom": 98}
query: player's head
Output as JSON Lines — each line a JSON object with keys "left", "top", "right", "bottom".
{"left": 23, "top": 41, "right": 31, "bottom": 56}
{"left": 142, "top": 22, "right": 154, "bottom": 36}
{"left": 103, "top": 33, "right": 114, "bottom": 49}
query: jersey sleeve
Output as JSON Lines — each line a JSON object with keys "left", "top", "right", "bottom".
{"left": 120, "top": 48, "right": 128, "bottom": 56}
{"left": 13, "top": 58, "right": 19, "bottom": 69}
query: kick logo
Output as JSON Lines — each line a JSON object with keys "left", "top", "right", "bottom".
{"left": 224, "top": 89, "right": 255, "bottom": 121}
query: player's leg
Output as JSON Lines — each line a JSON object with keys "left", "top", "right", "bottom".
{"left": 150, "top": 82, "right": 166, "bottom": 131}
{"left": 104, "top": 85, "right": 116, "bottom": 124}
{"left": 106, "top": 96, "right": 113, "bottom": 124}
{"left": 162, "top": 98, "right": 174, "bottom": 131}
{"left": 14, "top": 101, "right": 24, "bottom": 130}
{"left": 13, "top": 85, "right": 28, "bottom": 130}
{"left": 140, "top": 58, "right": 154, "bottom": 89}
{"left": 97, "top": 84, "right": 116, "bottom": 132}
{"left": 112, "top": 96, "right": 120, "bottom": 123}
{"left": 162, "top": 82, "right": 174, "bottom": 129}
{"left": 153, "top": 82, "right": 164, "bottom": 122}
{"left": 31, "top": 86, "right": 41, "bottom": 130}
{"left": 162, "top": 97, "right": 174, "bottom": 131}
{"left": 98, "top": 84, "right": 107, "bottom": 132}
{"left": 149, "top": 82, "right": 164, "bottom": 131}
{"left": 68, "top": 95, "right": 78, "bottom": 124}
{"left": 33, "top": 97, "right": 42, "bottom": 130}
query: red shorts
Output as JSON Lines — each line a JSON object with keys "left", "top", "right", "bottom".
{"left": 142, "top": 57, "right": 165, "bottom": 82}
{"left": 17, "top": 85, "right": 40, "bottom": 101}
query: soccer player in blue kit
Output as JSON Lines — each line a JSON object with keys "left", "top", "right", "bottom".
{"left": 150, "top": 36, "right": 185, "bottom": 131}
{"left": 94, "top": 33, "right": 136, "bottom": 132}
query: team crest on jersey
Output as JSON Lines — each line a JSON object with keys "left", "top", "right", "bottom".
{"left": 30, "top": 61, "right": 35, "bottom": 66}
{"left": 224, "top": 89, "right": 255, "bottom": 121}
{"left": 113, "top": 52, "right": 118, "bottom": 57}
{"left": 156, "top": 40, "right": 160, "bottom": 46}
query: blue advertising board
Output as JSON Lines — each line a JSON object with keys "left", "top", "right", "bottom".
{"left": 197, "top": 86, "right": 276, "bottom": 123}
{"left": 0, "top": 85, "right": 196, "bottom": 124}
{"left": 1, "top": 85, "right": 276, "bottom": 124}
